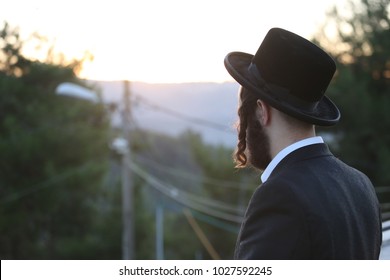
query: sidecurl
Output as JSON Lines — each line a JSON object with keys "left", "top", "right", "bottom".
{"left": 234, "top": 87, "right": 259, "bottom": 168}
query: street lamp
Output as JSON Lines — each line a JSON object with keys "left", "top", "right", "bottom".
{"left": 55, "top": 81, "right": 134, "bottom": 260}
{"left": 55, "top": 82, "right": 99, "bottom": 103}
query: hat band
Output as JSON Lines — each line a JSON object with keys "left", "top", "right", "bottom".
{"left": 248, "top": 63, "right": 319, "bottom": 112}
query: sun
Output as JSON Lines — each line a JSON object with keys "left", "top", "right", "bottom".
{"left": 3, "top": 0, "right": 342, "bottom": 83}
{"left": 78, "top": 43, "right": 233, "bottom": 83}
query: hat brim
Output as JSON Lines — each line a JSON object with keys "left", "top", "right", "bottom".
{"left": 224, "top": 52, "right": 340, "bottom": 126}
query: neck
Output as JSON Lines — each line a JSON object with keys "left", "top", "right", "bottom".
{"left": 267, "top": 124, "right": 316, "bottom": 159}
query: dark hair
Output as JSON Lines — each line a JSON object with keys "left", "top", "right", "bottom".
{"left": 234, "top": 87, "right": 259, "bottom": 168}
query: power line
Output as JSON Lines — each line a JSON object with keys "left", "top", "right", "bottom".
{"left": 0, "top": 160, "right": 103, "bottom": 204}
{"left": 137, "top": 155, "right": 252, "bottom": 190}
{"left": 162, "top": 202, "right": 240, "bottom": 234}
{"left": 130, "top": 159, "right": 243, "bottom": 214}
{"left": 129, "top": 115, "right": 253, "bottom": 192}
{"left": 134, "top": 95, "right": 235, "bottom": 134}
{"left": 128, "top": 160, "right": 244, "bottom": 223}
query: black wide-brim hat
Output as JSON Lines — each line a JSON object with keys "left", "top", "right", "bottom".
{"left": 224, "top": 28, "right": 340, "bottom": 126}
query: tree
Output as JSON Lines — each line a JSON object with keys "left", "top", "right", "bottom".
{"left": 0, "top": 22, "right": 111, "bottom": 259}
{"left": 315, "top": 0, "right": 390, "bottom": 187}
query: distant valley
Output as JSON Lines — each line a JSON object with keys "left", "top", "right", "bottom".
{"left": 88, "top": 80, "right": 241, "bottom": 147}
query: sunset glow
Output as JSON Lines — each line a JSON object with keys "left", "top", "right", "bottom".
{"left": 1, "top": 0, "right": 343, "bottom": 83}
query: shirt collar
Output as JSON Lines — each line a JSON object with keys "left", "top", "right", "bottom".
{"left": 260, "top": 136, "right": 324, "bottom": 183}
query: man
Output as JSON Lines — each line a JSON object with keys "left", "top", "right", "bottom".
{"left": 224, "top": 28, "right": 382, "bottom": 259}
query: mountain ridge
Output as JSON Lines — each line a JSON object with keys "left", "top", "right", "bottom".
{"left": 88, "top": 80, "right": 240, "bottom": 147}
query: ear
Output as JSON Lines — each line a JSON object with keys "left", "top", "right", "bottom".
{"left": 256, "top": 99, "right": 271, "bottom": 126}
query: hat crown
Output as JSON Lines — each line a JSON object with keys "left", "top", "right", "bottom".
{"left": 253, "top": 28, "right": 336, "bottom": 103}
{"left": 223, "top": 27, "right": 340, "bottom": 126}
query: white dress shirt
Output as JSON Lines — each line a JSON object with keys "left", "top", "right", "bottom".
{"left": 261, "top": 136, "right": 324, "bottom": 183}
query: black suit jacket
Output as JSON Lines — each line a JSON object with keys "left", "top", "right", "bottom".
{"left": 235, "top": 144, "right": 382, "bottom": 259}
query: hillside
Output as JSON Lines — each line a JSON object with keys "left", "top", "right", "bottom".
{"left": 88, "top": 80, "right": 240, "bottom": 147}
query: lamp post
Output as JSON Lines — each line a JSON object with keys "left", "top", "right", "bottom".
{"left": 119, "top": 80, "right": 134, "bottom": 260}
{"left": 55, "top": 81, "right": 135, "bottom": 259}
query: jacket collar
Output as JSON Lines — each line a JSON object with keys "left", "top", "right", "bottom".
{"left": 262, "top": 141, "right": 333, "bottom": 183}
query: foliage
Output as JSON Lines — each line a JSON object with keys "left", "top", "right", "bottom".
{"left": 0, "top": 22, "right": 111, "bottom": 259}
{"left": 0, "top": 27, "right": 251, "bottom": 260}
{"left": 315, "top": 0, "right": 390, "bottom": 186}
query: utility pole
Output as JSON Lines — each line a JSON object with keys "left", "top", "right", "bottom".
{"left": 121, "top": 80, "right": 134, "bottom": 259}
{"left": 156, "top": 199, "right": 164, "bottom": 259}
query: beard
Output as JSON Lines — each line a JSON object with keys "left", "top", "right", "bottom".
{"left": 246, "top": 116, "right": 272, "bottom": 171}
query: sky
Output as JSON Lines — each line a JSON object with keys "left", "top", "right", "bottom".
{"left": 1, "top": 0, "right": 345, "bottom": 83}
